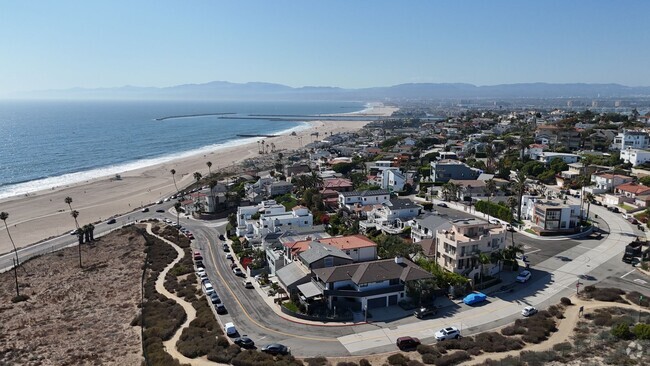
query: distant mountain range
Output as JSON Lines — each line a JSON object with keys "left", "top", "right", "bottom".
{"left": 17, "top": 81, "right": 650, "bottom": 100}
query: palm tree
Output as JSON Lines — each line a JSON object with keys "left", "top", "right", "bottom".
{"left": 174, "top": 201, "right": 182, "bottom": 227}
{"left": 512, "top": 171, "right": 527, "bottom": 221}
{"left": 193, "top": 172, "right": 202, "bottom": 185}
{"left": 474, "top": 252, "right": 491, "bottom": 288}
{"left": 1, "top": 212, "right": 20, "bottom": 297}
{"left": 484, "top": 144, "right": 496, "bottom": 173}
{"left": 484, "top": 179, "right": 497, "bottom": 221}
{"left": 584, "top": 192, "right": 595, "bottom": 220}
{"left": 87, "top": 223, "right": 95, "bottom": 241}
{"left": 206, "top": 161, "right": 212, "bottom": 177}
{"left": 507, "top": 196, "right": 518, "bottom": 216}
{"left": 170, "top": 169, "right": 179, "bottom": 196}
{"left": 310, "top": 171, "right": 323, "bottom": 190}
{"left": 64, "top": 197, "right": 83, "bottom": 268}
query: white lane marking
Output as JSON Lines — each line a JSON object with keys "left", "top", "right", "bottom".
{"left": 633, "top": 279, "right": 648, "bottom": 285}
{"left": 621, "top": 269, "right": 636, "bottom": 278}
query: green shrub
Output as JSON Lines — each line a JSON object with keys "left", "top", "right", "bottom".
{"left": 417, "top": 344, "right": 439, "bottom": 355}
{"left": 632, "top": 323, "right": 650, "bottom": 340}
{"left": 475, "top": 200, "right": 512, "bottom": 222}
{"left": 422, "top": 353, "right": 438, "bottom": 365}
{"left": 305, "top": 357, "right": 328, "bottom": 366}
{"left": 501, "top": 325, "right": 526, "bottom": 336}
{"left": 359, "top": 359, "right": 371, "bottom": 366}
{"left": 611, "top": 322, "right": 633, "bottom": 339}
{"left": 560, "top": 297, "right": 572, "bottom": 306}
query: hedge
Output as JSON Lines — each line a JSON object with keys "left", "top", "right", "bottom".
{"left": 475, "top": 200, "right": 512, "bottom": 222}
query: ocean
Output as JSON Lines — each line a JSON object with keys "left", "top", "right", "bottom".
{"left": 0, "top": 100, "right": 365, "bottom": 199}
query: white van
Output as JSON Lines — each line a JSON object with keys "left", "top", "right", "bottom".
{"left": 203, "top": 282, "right": 215, "bottom": 296}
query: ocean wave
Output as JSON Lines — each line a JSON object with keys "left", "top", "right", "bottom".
{"left": 0, "top": 121, "right": 310, "bottom": 200}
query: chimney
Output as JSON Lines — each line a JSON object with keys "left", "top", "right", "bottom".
{"left": 394, "top": 256, "right": 403, "bottom": 264}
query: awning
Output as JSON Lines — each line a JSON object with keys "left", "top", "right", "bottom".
{"left": 297, "top": 282, "right": 323, "bottom": 299}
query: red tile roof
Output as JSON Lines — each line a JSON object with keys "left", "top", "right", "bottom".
{"left": 285, "top": 234, "right": 377, "bottom": 255}
{"left": 615, "top": 182, "right": 650, "bottom": 195}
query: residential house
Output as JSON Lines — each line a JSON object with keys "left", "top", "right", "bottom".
{"left": 359, "top": 199, "right": 422, "bottom": 235}
{"left": 611, "top": 129, "right": 650, "bottom": 150}
{"left": 521, "top": 196, "right": 580, "bottom": 232}
{"left": 585, "top": 173, "right": 634, "bottom": 194}
{"left": 378, "top": 168, "right": 407, "bottom": 192}
{"left": 411, "top": 214, "right": 452, "bottom": 243}
{"left": 311, "top": 257, "right": 433, "bottom": 310}
{"left": 236, "top": 200, "right": 313, "bottom": 241}
{"left": 538, "top": 152, "right": 580, "bottom": 164}
{"left": 536, "top": 125, "right": 582, "bottom": 150}
{"left": 525, "top": 144, "right": 547, "bottom": 160}
{"left": 430, "top": 159, "right": 481, "bottom": 183}
{"left": 284, "top": 235, "right": 377, "bottom": 263}
{"left": 615, "top": 182, "right": 650, "bottom": 199}
{"left": 284, "top": 163, "right": 311, "bottom": 177}
{"left": 434, "top": 218, "right": 506, "bottom": 281}
{"left": 267, "top": 181, "right": 294, "bottom": 197}
{"left": 338, "top": 190, "right": 391, "bottom": 210}
{"left": 322, "top": 178, "right": 353, "bottom": 192}
{"left": 620, "top": 148, "right": 650, "bottom": 166}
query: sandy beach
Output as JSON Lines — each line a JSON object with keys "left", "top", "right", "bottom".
{"left": 0, "top": 105, "right": 396, "bottom": 254}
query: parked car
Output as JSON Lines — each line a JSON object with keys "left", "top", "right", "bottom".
{"left": 488, "top": 218, "right": 499, "bottom": 225}
{"left": 396, "top": 336, "right": 421, "bottom": 350}
{"left": 243, "top": 279, "right": 254, "bottom": 289}
{"left": 224, "top": 322, "right": 237, "bottom": 337}
{"left": 198, "top": 272, "right": 208, "bottom": 282}
{"left": 261, "top": 343, "right": 289, "bottom": 355}
{"left": 219, "top": 234, "right": 226, "bottom": 241}
{"left": 196, "top": 268, "right": 206, "bottom": 277}
{"left": 195, "top": 261, "right": 205, "bottom": 269}
{"left": 215, "top": 303, "right": 227, "bottom": 314}
{"left": 435, "top": 326, "right": 461, "bottom": 341}
{"left": 505, "top": 224, "right": 514, "bottom": 232}
{"left": 69, "top": 230, "right": 77, "bottom": 235}
{"left": 226, "top": 253, "right": 233, "bottom": 260}
{"left": 233, "top": 268, "right": 245, "bottom": 277}
{"left": 156, "top": 209, "right": 165, "bottom": 213}
{"left": 210, "top": 293, "right": 221, "bottom": 304}
{"left": 141, "top": 207, "right": 149, "bottom": 213}
{"left": 463, "top": 292, "right": 487, "bottom": 305}
{"left": 106, "top": 218, "right": 116, "bottom": 224}
{"left": 203, "top": 282, "right": 215, "bottom": 296}
{"left": 413, "top": 306, "right": 437, "bottom": 319}
{"left": 234, "top": 337, "right": 255, "bottom": 349}
{"left": 157, "top": 200, "right": 163, "bottom": 204}
{"left": 437, "top": 203, "right": 448, "bottom": 208}
{"left": 193, "top": 251, "right": 202, "bottom": 259}
{"left": 516, "top": 270, "right": 532, "bottom": 283}
{"left": 521, "top": 306, "right": 538, "bottom": 317}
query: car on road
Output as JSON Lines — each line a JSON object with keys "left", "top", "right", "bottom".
{"left": 488, "top": 218, "right": 500, "bottom": 225}
{"left": 215, "top": 303, "right": 227, "bottom": 314}
{"left": 233, "top": 268, "right": 245, "bottom": 277}
{"left": 234, "top": 337, "right": 255, "bottom": 349}
{"left": 203, "top": 282, "right": 215, "bottom": 296}
{"left": 243, "top": 279, "right": 254, "bottom": 289}
{"left": 196, "top": 268, "right": 206, "bottom": 276}
{"left": 261, "top": 343, "right": 289, "bottom": 356}
{"left": 607, "top": 206, "right": 620, "bottom": 213}
{"left": 156, "top": 209, "right": 165, "bottom": 213}
{"left": 223, "top": 245, "right": 230, "bottom": 252}
{"left": 226, "top": 253, "right": 233, "bottom": 260}
{"left": 106, "top": 218, "right": 116, "bottom": 224}
{"left": 435, "top": 326, "right": 461, "bottom": 341}
{"left": 436, "top": 203, "right": 448, "bottom": 208}
{"left": 224, "top": 322, "right": 237, "bottom": 337}
{"left": 164, "top": 197, "right": 170, "bottom": 202}
{"left": 210, "top": 293, "right": 221, "bottom": 304}
{"left": 219, "top": 234, "right": 226, "bottom": 241}
{"left": 521, "top": 306, "right": 538, "bottom": 317}
{"left": 505, "top": 224, "right": 514, "bottom": 232}
{"left": 463, "top": 292, "right": 487, "bottom": 305}
{"left": 193, "top": 251, "right": 202, "bottom": 259}
{"left": 198, "top": 272, "right": 208, "bottom": 282}
{"left": 157, "top": 199, "right": 163, "bottom": 204}
{"left": 396, "top": 336, "right": 421, "bottom": 350}
{"left": 70, "top": 230, "right": 77, "bottom": 235}
{"left": 414, "top": 306, "right": 438, "bottom": 319}
{"left": 516, "top": 270, "right": 532, "bottom": 283}
{"left": 141, "top": 207, "right": 149, "bottom": 213}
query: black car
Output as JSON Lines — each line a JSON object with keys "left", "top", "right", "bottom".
{"left": 436, "top": 203, "right": 448, "bottom": 208}
{"left": 219, "top": 234, "right": 226, "bottom": 241}
{"left": 156, "top": 209, "right": 165, "bottom": 213}
{"left": 210, "top": 293, "right": 221, "bottom": 304}
{"left": 234, "top": 337, "right": 255, "bottom": 349}
{"left": 414, "top": 306, "right": 438, "bottom": 319}
{"left": 141, "top": 207, "right": 149, "bottom": 213}
{"left": 261, "top": 343, "right": 289, "bottom": 356}
{"left": 215, "top": 303, "right": 227, "bottom": 314}
{"left": 106, "top": 218, "right": 116, "bottom": 224}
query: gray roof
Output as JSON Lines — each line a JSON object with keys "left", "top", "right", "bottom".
{"left": 276, "top": 262, "right": 309, "bottom": 288}
{"left": 313, "top": 258, "right": 432, "bottom": 285}
{"left": 270, "top": 181, "right": 293, "bottom": 187}
{"left": 299, "top": 242, "right": 352, "bottom": 264}
{"left": 388, "top": 199, "right": 421, "bottom": 211}
{"left": 340, "top": 189, "right": 390, "bottom": 197}
{"left": 415, "top": 213, "right": 452, "bottom": 233}
{"left": 297, "top": 282, "right": 323, "bottom": 299}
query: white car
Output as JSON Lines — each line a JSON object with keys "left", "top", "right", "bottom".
{"left": 196, "top": 268, "right": 206, "bottom": 277}
{"left": 522, "top": 306, "right": 538, "bottom": 317}
{"left": 434, "top": 326, "right": 461, "bottom": 341}
{"left": 516, "top": 270, "right": 532, "bottom": 283}
{"left": 224, "top": 322, "right": 237, "bottom": 337}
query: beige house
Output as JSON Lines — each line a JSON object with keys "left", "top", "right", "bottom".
{"left": 434, "top": 218, "right": 506, "bottom": 281}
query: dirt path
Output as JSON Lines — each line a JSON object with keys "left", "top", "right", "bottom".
{"left": 464, "top": 297, "right": 644, "bottom": 365}
{"left": 146, "top": 224, "right": 227, "bottom": 366}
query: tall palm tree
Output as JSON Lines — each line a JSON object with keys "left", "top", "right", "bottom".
{"left": 584, "top": 192, "right": 595, "bottom": 220}
{"left": 170, "top": 169, "right": 179, "bottom": 196}
{"left": 474, "top": 252, "right": 491, "bottom": 287}
{"left": 174, "top": 201, "right": 182, "bottom": 227}
{"left": 484, "top": 179, "right": 497, "bottom": 221}
{"left": 193, "top": 172, "right": 202, "bottom": 185}
{"left": 512, "top": 171, "right": 527, "bottom": 221}
{"left": 1, "top": 212, "right": 20, "bottom": 297}
{"left": 64, "top": 197, "right": 82, "bottom": 267}
{"left": 484, "top": 144, "right": 496, "bottom": 173}
{"left": 507, "top": 196, "right": 518, "bottom": 217}
{"left": 71, "top": 209, "right": 83, "bottom": 268}
{"left": 206, "top": 161, "right": 212, "bottom": 177}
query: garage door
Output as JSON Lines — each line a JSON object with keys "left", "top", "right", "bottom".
{"left": 367, "top": 297, "right": 387, "bottom": 309}
{"left": 388, "top": 294, "right": 398, "bottom": 305}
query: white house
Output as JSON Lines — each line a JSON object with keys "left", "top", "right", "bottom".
{"left": 236, "top": 200, "right": 313, "bottom": 241}
{"left": 378, "top": 168, "right": 406, "bottom": 192}
{"left": 611, "top": 129, "right": 650, "bottom": 150}
{"left": 524, "top": 144, "right": 547, "bottom": 160}
{"left": 521, "top": 196, "right": 580, "bottom": 231}
{"left": 585, "top": 173, "right": 634, "bottom": 194}
{"left": 538, "top": 152, "right": 580, "bottom": 164}
{"left": 338, "top": 190, "right": 391, "bottom": 210}
{"left": 619, "top": 148, "right": 650, "bottom": 166}
{"left": 359, "top": 199, "right": 422, "bottom": 234}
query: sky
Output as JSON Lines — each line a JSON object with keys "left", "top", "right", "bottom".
{"left": 1, "top": 0, "right": 649, "bottom": 95}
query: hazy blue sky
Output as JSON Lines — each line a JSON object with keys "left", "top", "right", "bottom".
{"left": 1, "top": 0, "right": 649, "bottom": 95}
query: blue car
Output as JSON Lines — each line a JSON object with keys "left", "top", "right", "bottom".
{"left": 463, "top": 292, "right": 487, "bottom": 305}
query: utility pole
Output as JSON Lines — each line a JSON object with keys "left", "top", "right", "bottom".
{"left": 13, "top": 258, "right": 19, "bottom": 297}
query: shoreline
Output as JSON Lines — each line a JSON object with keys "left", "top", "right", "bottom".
{"left": 0, "top": 104, "right": 396, "bottom": 254}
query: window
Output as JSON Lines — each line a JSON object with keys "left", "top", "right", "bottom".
{"left": 324, "top": 257, "right": 334, "bottom": 267}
